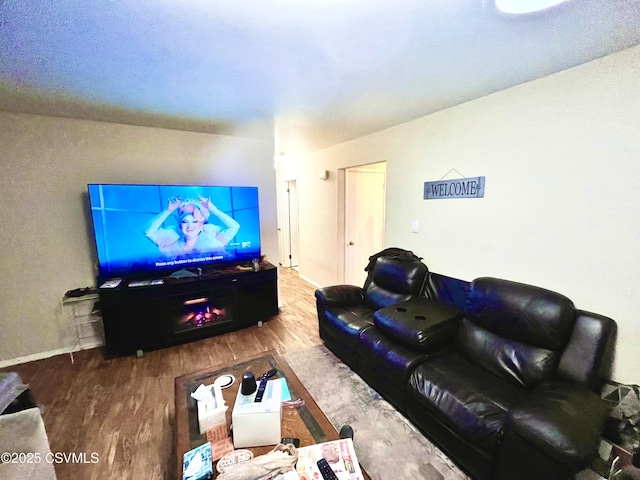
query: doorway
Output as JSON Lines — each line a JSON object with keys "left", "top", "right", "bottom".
{"left": 279, "top": 179, "right": 300, "bottom": 268}
{"left": 343, "top": 162, "right": 387, "bottom": 286}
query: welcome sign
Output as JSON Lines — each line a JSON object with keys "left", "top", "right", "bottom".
{"left": 424, "top": 176, "right": 485, "bottom": 200}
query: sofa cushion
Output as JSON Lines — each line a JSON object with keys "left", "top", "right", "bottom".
{"left": 505, "top": 380, "right": 611, "bottom": 471}
{"left": 373, "top": 298, "right": 462, "bottom": 352}
{"left": 408, "top": 351, "right": 527, "bottom": 453}
{"left": 457, "top": 277, "right": 576, "bottom": 387}
{"left": 364, "top": 256, "right": 428, "bottom": 309}
{"left": 465, "top": 277, "right": 575, "bottom": 350}
{"left": 456, "top": 318, "right": 560, "bottom": 388}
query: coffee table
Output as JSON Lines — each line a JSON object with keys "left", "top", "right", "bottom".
{"left": 174, "top": 351, "right": 371, "bottom": 480}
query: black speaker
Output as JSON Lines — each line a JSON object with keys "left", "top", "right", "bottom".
{"left": 240, "top": 371, "right": 257, "bottom": 395}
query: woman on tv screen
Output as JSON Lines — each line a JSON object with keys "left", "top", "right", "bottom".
{"left": 144, "top": 194, "right": 240, "bottom": 258}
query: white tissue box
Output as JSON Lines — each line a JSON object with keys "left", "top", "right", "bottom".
{"left": 231, "top": 379, "right": 282, "bottom": 448}
{"left": 196, "top": 383, "right": 228, "bottom": 434}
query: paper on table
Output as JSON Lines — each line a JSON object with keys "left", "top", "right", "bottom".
{"left": 209, "top": 437, "right": 235, "bottom": 461}
{"left": 281, "top": 378, "right": 292, "bottom": 402}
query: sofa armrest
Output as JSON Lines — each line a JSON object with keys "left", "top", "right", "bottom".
{"left": 315, "top": 285, "right": 365, "bottom": 307}
{"left": 0, "top": 408, "right": 57, "bottom": 480}
{"left": 501, "top": 380, "right": 611, "bottom": 473}
{"left": 556, "top": 310, "right": 617, "bottom": 393}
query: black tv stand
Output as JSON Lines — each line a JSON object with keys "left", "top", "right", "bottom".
{"left": 97, "top": 262, "right": 279, "bottom": 357}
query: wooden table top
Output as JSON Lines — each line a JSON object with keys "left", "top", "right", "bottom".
{"left": 174, "top": 350, "right": 371, "bottom": 480}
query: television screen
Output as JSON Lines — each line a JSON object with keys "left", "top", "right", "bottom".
{"left": 88, "top": 184, "right": 261, "bottom": 278}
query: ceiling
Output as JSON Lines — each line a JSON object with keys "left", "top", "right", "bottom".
{"left": 1, "top": 0, "right": 639, "bottom": 156}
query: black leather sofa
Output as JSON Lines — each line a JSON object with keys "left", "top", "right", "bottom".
{"left": 315, "top": 250, "right": 617, "bottom": 480}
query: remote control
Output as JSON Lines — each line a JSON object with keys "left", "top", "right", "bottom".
{"left": 316, "top": 458, "right": 339, "bottom": 480}
{"left": 254, "top": 377, "right": 268, "bottom": 402}
{"left": 100, "top": 278, "right": 122, "bottom": 289}
{"left": 281, "top": 437, "right": 300, "bottom": 448}
{"left": 258, "top": 368, "right": 277, "bottom": 380}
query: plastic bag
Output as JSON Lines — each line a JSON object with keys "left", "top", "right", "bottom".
{"left": 216, "top": 444, "right": 297, "bottom": 480}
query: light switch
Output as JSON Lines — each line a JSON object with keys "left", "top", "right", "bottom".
{"left": 411, "top": 220, "right": 420, "bottom": 233}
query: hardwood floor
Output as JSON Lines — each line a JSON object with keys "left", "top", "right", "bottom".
{"left": 1, "top": 267, "right": 323, "bottom": 480}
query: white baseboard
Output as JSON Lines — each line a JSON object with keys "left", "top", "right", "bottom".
{"left": 0, "top": 340, "right": 104, "bottom": 368}
{"left": 298, "top": 273, "right": 323, "bottom": 289}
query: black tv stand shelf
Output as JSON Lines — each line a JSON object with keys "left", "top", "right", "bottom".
{"left": 98, "top": 262, "right": 279, "bottom": 357}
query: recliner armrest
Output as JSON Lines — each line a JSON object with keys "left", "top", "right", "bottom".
{"left": 556, "top": 310, "right": 617, "bottom": 393}
{"left": 373, "top": 298, "right": 462, "bottom": 352}
{"left": 315, "top": 285, "right": 365, "bottom": 307}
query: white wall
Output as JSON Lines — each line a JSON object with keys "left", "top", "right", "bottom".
{"left": 277, "top": 45, "right": 640, "bottom": 384}
{"left": 0, "top": 113, "right": 276, "bottom": 364}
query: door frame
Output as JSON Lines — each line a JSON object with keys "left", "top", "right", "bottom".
{"left": 277, "top": 179, "right": 300, "bottom": 268}
{"left": 338, "top": 162, "right": 387, "bottom": 284}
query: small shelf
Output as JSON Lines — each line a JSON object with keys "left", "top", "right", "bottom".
{"left": 61, "top": 293, "right": 104, "bottom": 362}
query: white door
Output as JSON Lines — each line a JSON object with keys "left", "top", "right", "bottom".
{"left": 277, "top": 181, "right": 287, "bottom": 266}
{"left": 345, "top": 163, "right": 386, "bottom": 286}
{"left": 288, "top": 180, "right": 300, "bottom": 268}
{"left": 277, "top": 179, "right": 300, "bottom": 268}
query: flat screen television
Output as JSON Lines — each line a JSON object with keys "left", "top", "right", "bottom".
{"left": 88, "top": 184, "right": 261, "bottom": 278}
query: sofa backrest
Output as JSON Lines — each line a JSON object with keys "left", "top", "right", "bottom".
{"left": 456, "top": 277, "right": 576, "bottom": 389}
{"left": 364, "top": 256, "right": 429, "bottom": 309}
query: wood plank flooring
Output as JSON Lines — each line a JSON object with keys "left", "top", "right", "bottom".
{"left": 1, "top": 267, "right": 323, "bottom": 480}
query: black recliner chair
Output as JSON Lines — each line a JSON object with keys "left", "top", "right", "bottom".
{"left": 315, "top": 250, "right": 429, "bottom": 370}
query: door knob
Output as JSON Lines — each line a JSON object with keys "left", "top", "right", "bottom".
{"left": 348, "top": 241, "right": 355, "bottom": 246}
